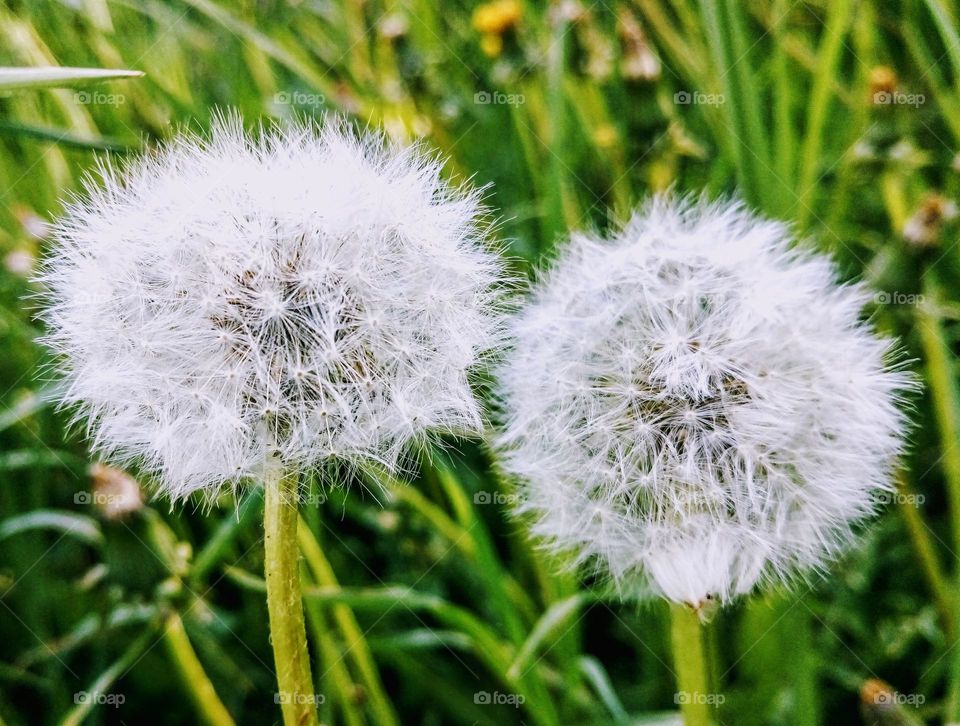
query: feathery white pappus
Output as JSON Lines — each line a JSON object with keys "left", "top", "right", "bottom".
{"left": 39, "top": 116, "right": 506, "bottom": 501}
{"left": 495, "top": 196, "right": 912, "bottom": 609}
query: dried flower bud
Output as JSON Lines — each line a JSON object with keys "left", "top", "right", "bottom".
{"left": 903, "top": 193, "right": 957, "bottom": 247}
{"left": 869, "top": 65, "right": 899, "bottom": 103}
{"left": 89, "top": 463, "right": 144, "bottom": 519}
{"left": 619, "top": 8, "right": 661, "bottom": 81}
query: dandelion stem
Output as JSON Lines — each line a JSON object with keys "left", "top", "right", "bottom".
{"left": 162, "top": 610, "right": 236, "bottom": 726}
{"left": 669, "top": 603, "right": 713, "bottom": 726}
{"left": 264, "top": 460, "right": 317, "bottom": 726}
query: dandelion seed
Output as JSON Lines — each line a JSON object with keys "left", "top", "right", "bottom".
{"left": 496, "top": 195, "right": 912, "bottom": 608}
{"left": 39, "top": 115, "right": 505, "bottom": 501}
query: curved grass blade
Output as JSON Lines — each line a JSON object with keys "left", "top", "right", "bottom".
{"left": 0, "top": 510, "right": 103, "bottom": 547}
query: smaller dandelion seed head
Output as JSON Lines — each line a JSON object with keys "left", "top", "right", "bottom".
{"left": 38, "top": 114, "right": 507, "bottom": 501}
{"left": 495, "top": 195, "right": 914, "bottom": 607}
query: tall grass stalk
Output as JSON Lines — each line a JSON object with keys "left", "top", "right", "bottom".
{"left": 162, "top": 611, "right": 236, "bottom": 726}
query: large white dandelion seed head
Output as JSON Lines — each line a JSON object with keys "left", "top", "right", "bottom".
{"left": 40, "top": 116, "right": 505, "bottom": 501}
{"left": 496, "top": 196, "right": 912, "bottom": 608}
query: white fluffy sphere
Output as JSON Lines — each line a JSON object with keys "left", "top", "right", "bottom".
{"left": 496, "top": 197, "right": 911, "bottom": 607}
{"left": 40, "top": 117, "right": 505, "bottom": 500}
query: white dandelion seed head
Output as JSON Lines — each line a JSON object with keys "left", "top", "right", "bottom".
{"left": 39, "top": 115, "right": 506, "bottom": 501}
{"left": 496, "top": 195, "right": 912, "bottom": 607}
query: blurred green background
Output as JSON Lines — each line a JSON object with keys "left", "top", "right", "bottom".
{"left": 0, "top": 0, "right": 959, "bottom": 724}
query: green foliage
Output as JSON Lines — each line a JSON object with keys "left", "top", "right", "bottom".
{"left": 0, "top": 0, "right": 956, "bottom": 723}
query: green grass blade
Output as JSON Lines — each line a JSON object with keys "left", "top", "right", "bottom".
{"left": 59, "top": 628, "right": 156, "bottom": 726}
{"left": 0, "top": 510, "right": 103, "bottom": 546}
{"left": 0, "top": 66, "right": 142, "bottom": 91}
{"left": 795, "top": 0, "right": 855, "bottom": 226}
